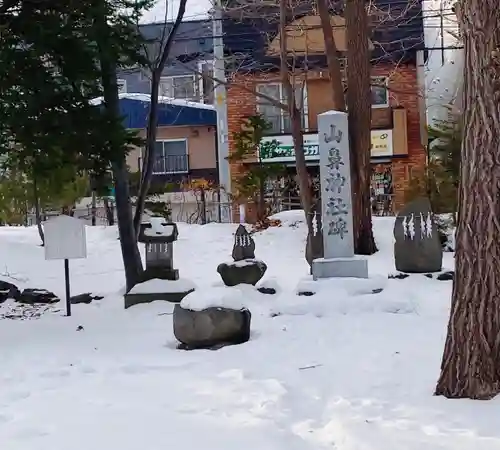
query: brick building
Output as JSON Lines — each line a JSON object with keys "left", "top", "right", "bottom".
{"left": 222, "top": 1, "right": 427, "bottom": 221}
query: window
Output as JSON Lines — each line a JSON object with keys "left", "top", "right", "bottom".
{"left": 342, "top": 76, "right": 389, "bottom": 108}
{"left": 152, "top": 140, "right": 189, "bottom": 174}
{"left": 159, "top": 75, "right": 198, "bottom": 101}
{"left": 371, "top": 76, "right": 388, "bottom": 107}
{"left": 117, "top": 79, "right": 127, "bottom": 94}
{"left": 256, "top": 82, "right": 308, "bottom": 135}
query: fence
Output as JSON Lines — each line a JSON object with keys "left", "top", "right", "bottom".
{"left": 265, "top": 193, "right": 395, "bottom": 217}
{"left": 25, "top": 191, "right": 394, "bottom": 228}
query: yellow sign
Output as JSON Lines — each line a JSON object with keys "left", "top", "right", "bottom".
{"left": 371, "top": 130, "right": 393, "bottom": 157}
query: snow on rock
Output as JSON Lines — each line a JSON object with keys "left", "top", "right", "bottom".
{"left": 257, "top": 277, "right": 281, "bottom": 294}
{"left": 180, "top": 286, "right": 251, "bottom": 311}
{"left": 128, "top": 278, "right": 196, "bottom": 294}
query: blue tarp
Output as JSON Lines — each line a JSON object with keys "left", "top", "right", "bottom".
{"left": 116, "top": 97, "right": 217, "bottom": 129}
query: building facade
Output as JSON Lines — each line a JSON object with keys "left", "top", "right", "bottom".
{"left": 222, "top": 1, "right": 427, "bottom": 221}
{"left": 115, "top": 95, "right": 218, "bottom": 189}
{"left": 118, "top": 20, "right": 218, "bottom": 188}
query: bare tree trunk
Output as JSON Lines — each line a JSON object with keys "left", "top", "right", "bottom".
{"left": 317, "top": 0, "right": 346, "bottom": 110}
{"left": 279, "top": 0, "right": 314, "bottom": 242}
{"left": 133, "top": 0, "right": 187, "bottom": 236}
{"left": 345, "top": 0, "right": 377, "bottom": 255}
{"left": 96, "top": 0, "right": 143, "bottom": 291}
{"left": 33, "top": 175, "right": 44, "bottom": 246}
{"left": 435, "top": 0, "right": 500, "bottom": 400}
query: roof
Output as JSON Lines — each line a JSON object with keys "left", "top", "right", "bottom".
{"left": 91, "top": 94, "right": 217, "bottom": 128}
{"left": 222, "top": 0, "right": 425, "bottom": 71}
{"left": 139, "top": 20, "right": 213, "bottom": 58}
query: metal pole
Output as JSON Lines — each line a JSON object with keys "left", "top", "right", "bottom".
{"left": 212, "top": 0, "right": 231, "bottom": 223}
{"left": 64, "top": 259, "right": 71, "bottom": 316}
{"left": 91, "top": 189, "right": 97, "bottom": 226}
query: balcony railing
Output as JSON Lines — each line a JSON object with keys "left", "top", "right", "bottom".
{"left": 262, "top": 114, "right": 309, "bottom": 135}
{"left": 152, "top": 154, "right": 189, "bottom": 174}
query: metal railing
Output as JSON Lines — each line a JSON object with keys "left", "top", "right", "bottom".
{"left": 152, "top": 154, "right": 189, "bottom": 174}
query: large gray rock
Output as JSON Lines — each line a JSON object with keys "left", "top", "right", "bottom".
{"left": 17, "top": 289, "right": 59, "bottom": 305}
{"left": 217, "top": 259, "right": 267, "bottom": 286}
{"left": 173, "top": 304, "right": 251, "bottom": 350}
{"left": 394, "top": 197, "right": 443, "bottom": 273}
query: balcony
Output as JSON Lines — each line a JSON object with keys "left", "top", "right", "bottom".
{"left": 152, "top": 154, "right": 189, "bottom": 174}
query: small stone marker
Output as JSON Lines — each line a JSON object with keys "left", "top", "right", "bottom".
{"left": 393, "top": 197, "right": 443, "bottom": 273}
{"left": 305, "top": 198, "right": 323, "bottom": 271}
{"left": 311, "top": 110, "right": 368, "bottom": 279}
{"left": 217, "top": 225, "right": 267, "bottom": 286}
{"left": 232, "top": 224, "right": 255, "bottom": 261}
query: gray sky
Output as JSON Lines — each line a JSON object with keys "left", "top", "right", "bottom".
{"left": 139, "top": 0, "right": 213, "bottom": 23}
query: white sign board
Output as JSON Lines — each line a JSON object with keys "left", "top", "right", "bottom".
{"left": 259, "top": 129, "right": 395, "bottom": 162}
{"left": 44, "top": 215, "right": 87, "bottom": 260}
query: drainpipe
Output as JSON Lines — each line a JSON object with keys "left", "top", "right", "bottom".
{"left": 214, "top": 125, "right": 221, "bottom": 222}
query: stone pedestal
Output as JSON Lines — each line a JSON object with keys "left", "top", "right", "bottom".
{"left": 312, "top": 256, "right": 368, "bottom": 279}
{"left": 124, "top": 218, "right": 194, "bottom": 308}
{"left": 311, "top": 110, "right": 368, "bottom": 280}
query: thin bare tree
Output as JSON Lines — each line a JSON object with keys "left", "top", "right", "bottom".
{"left": 133, "top": 0, "right": 188, "bottom": 236}
{"left": 278, "top": 0, "right": 314, "bottom": 242}
{"left": 435, "top": 0, "right": 500, "bottom": 400}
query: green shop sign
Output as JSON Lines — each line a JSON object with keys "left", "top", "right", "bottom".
{"left": 259, "top": 134, "right": 320, "bottom": 163}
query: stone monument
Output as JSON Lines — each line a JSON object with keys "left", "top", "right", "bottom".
{"left": 124, "top": 217, "right": 195, "bottom": 308}
{"left": 217, "top": 225, "right": 267, "bottom": 286}
{"left": 311, "top": 110, "right": 368, "bottom": 279}
{"left": 393, "top": 197, "right": 443, "bottom": 273}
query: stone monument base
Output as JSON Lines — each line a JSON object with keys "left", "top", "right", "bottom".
{"left": 124, "top": 278, "right": 195, "bottom": 309}
{"left": 312, "top": 256, "right": 368, "bottom": 279}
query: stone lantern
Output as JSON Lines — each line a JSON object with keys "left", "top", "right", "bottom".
{"left": 138, "top": 217, "right": 179, "bottom": 281}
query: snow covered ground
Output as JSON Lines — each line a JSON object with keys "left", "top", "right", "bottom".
{"left": 1, "top": 211, "right": 499, "bottom": 450}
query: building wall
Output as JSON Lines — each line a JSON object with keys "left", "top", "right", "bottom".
{"left": 117, "top": 20, "right": 214, "bottom": 99}
{"left": 226, "top": 64, "right": 426, "bottom": 220}
{"left": 126, "top": 125, "right": 218, "bottom": 188}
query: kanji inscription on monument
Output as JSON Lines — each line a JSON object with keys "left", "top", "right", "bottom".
{"left": 311, "top": 110, "right": 368, "bottom": 279}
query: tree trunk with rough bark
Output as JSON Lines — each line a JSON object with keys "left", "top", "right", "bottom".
{"left": 345, "top": 0, "right": 377, "bottom": 255}
{"left": 317, "top": 0, "right": 346, "bottom": 111}
{"left": 435, "top": 0, "right": 500, "bottom": 400}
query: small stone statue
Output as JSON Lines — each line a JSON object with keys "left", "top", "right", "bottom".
{"left": 217, "top": 224, "right": 267, "bottom": 287}
{"left": 232, "top": 224, "right": 256, "bottom": 261}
